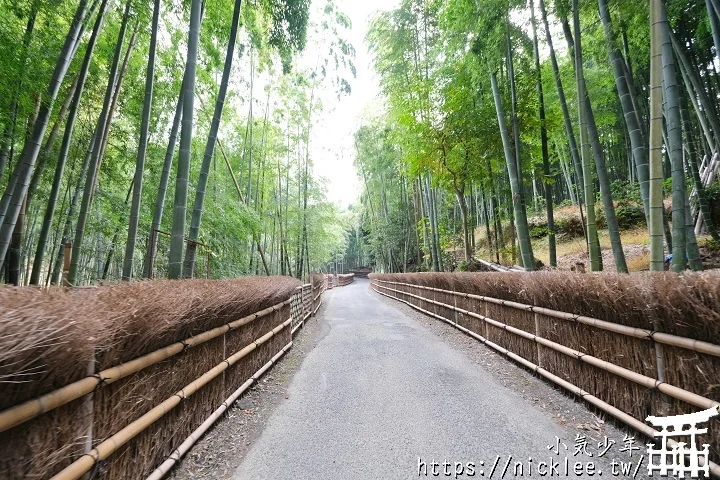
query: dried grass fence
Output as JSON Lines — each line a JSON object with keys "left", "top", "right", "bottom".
{"left": 0, "top": 274, "right": 332, "bottom": 480}
{"left": 370, "top": 271, "right": 720, "bottom": 472}
{"left": 322, "top": 273, "right": 354, "bottom": 289}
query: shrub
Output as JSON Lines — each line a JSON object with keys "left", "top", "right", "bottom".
{"left": 614, "top": 202, "right": 646, "bottom": 229}
{"left": 530, "top": 225, "right": 549, "bottom": 239}
{"left": 555, "top": 215, "right": 585, "bottom": 237}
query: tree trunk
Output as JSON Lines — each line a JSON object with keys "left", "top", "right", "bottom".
{"left": 0, "top": 0, "right": 89, "bottom": 265}
{"left": 26, "top": 73, "right": 80, "bottom": 211}
{"left": 649, "top": 0, "right": 666, "bottom": 271}
{"left": 7, "top": 199, "right": 25, "bottom": 285}
{"left": 539, "top": 0, "right": 587, "bottom": 243}
{"left": 245, "top": 47, "right": 255, "bottom": 205}
{"left": 67, "top": 0, "right": 130, "bottom": 286}
{"left": 143, "top": 88, "right": 183, "bottom": 278}
{"left": 489, "top": 69, "right": 534, "bottom": 270}
{"left": 480, "top": 189, "right": 494, "bottom": 261}
{"left": 598, "top": 0, "right": 650, "bottom": 220}
{"left": 51, "top": 132, "right": 95, "bottom": 285}
{"left": 428, "top": 177, "right": 443, "bottom": 270}
{"left": 30, "top": 0, "right": 108, "bottom": 285}
{"left": 122, "top": 0, "right": 160, "bottom": 280}
{"left": 168, "top": 0, "right": 202, "bottom": 279}
{"left": 506, "top": 21, "right": 524, "bottom": 210}
{"left": 659, "top": 1, "right": 687, "bottom": 271}
{"left": 98, "top": 21, "right": 138, "bottom": 166}
{"left": 573, "top": 0, "right": 625, "bottom": 272}
{"left": 455, "top": 189, "right": 471, "bottom": 263}
{"left": 422, "top": 175, "right": 439, "bottom": 271}
{"left": 103, "top": 183, "right": 132, "bottom": 279}
{"left": 572, "top": 0, "right": 602, "bottom": 271}
{"left": 531, "top": 0, "right": 555, "bottom": 267}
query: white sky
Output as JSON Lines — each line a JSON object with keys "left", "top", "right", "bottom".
{"left": 302, "top": 0, "right": 557, "bottom": 210}
{"left": 305, "top": 0, "right": 398, "bottom": 210}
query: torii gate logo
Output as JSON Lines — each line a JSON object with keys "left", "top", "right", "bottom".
{"left": 646, "top": 406, "right": 718, "bottom": 477}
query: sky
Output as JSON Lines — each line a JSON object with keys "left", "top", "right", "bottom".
{"left": 301, "top": 0, "right": 555, "bottom": 211}
{"left": 305, "top": 0, "right": 399, "bottom": 210}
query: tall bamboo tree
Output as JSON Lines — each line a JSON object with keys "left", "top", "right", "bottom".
{"left": 183, "top": 0, "right": 243, "bottom": 278}
{"left": 143, "top": 87, "right": 183, "bottom": 278}
{"left": 29, "top": 0, "right": 109, "bottom": 285}
{"left": 659, "top": 0, "right": 688, "bottom": 271}
{"left": 572, "top": 0, "right": 601, "bottom": 271}
{"left": 168, "top": 0, "right": 202, "bottom": 279}
{"left": 573, "top": 0, "right": 626, "bottom": 272}
{"left": 489, "top": 69, "right": 534, "bottom": 270}
{"left": 67, "top": 0, "right": 131, "bottom": 286}
{"left": 598, "top": 0, "right": 650, "bottom": 219}
{"left": 0, "top": 0, "right": 89, "bottom": 264}
{"left": 649, "top": 0, "right": 665, "bottom": 271}
{"left": 122, "top": 0, "right": 161, "bottom": 280}
{"left": 538, "top": 0, "right": 586, "bottom": 241}
{"left": 530, "top": 0, "right": 555, "bottom": 267}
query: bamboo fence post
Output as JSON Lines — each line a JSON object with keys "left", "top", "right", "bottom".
{"left": 534, "top": 312, "right": 542, "bottom": 367}
{"left": 301, "top": 285, "right": 305, "bottom": 326}
{"left": 484, "top": 300, "right": 489, "bottom": 340}
{"left": 62, "top": 242, "right": 72, "bottom": 286}
{"left": 80, "top": 354, "right": 95, "bottom": 480}
{"left": 453, "top": 293, "right": 458, "bottom": 326}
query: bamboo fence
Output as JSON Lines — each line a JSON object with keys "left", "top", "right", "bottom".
{"left": 370, "top": 272, "right": 720, "bottom": 473}
{"left": 0, "top": 275, "right": 336, "bottom": 480}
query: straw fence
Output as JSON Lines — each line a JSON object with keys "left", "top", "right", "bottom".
{"left": 370, "top": 271, "right": 720, "bottom": 472}
{"left": 0, "top": 274, "right": 335, "bottom": 480}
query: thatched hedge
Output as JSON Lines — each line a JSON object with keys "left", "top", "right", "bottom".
{"left": 370, "top": 271, "right": 720, "bottom": 461}
{"left": 336, "top": 273, "right": 354, "bottom": 286}
{"left": 0, "top": 276, "right": 301, "bottom": 479}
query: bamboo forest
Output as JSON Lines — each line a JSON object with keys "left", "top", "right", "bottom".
{"left": 1, "top": 0, "right": 720, "bottom": 286}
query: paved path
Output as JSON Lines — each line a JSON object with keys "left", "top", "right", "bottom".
{"left": 232, "top": 279, "right": 648, "bottom": 479}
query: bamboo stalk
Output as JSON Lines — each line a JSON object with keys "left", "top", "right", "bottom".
{"left": 372, "top": 282, "right": 719, "bottom": 410}
{"left": 371, "top": 283, "right": 720, "bottom": 477}
{"left": 373, "top": 279, "right": 720, "bottom": 357}
{"left": 0, "top": 298, "right": 291, "bottom": 434}
{"left": 50, "top": 318, "right": 292, "bottom": 480}
{"left": 145, "top": 341, "right": 293, "bottom": 480}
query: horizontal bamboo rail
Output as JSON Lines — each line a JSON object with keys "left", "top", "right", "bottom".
{"left": 0, "top": 298, "right": 292, "bottom": 434}
{"left": 145, "top": 341, "right": 293, "bottom": 480}
{"left": 373, "top": 282, "right": 719, "bottom": 410}
{"left": 372, "top": 279, "right": 720, "bottom": 357}
{"left": 371, "top": 283, "right": 720, "bottom": 477}
{"left": 50, "top": 317, "right": 292, "bottom": 480}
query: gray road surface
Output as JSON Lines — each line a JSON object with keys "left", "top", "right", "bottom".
{"left": 232, "top": 278, "right": 650, "bottom": 479}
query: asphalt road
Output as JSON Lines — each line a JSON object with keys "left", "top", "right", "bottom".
{"left": 232, "top": 278, "right": 651, "bottom": 479}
